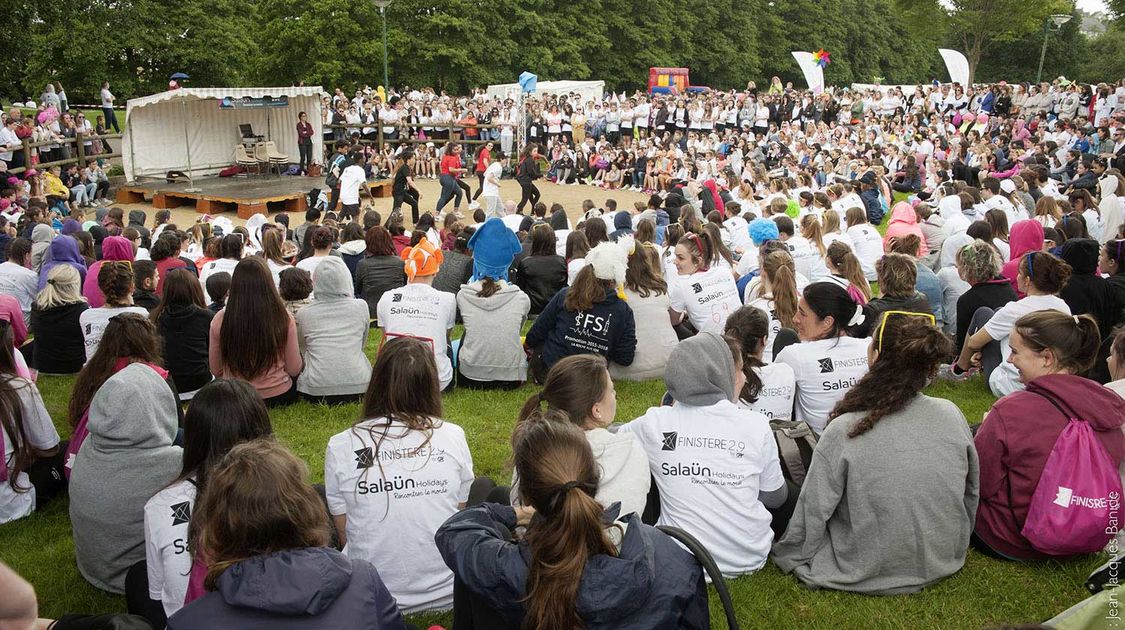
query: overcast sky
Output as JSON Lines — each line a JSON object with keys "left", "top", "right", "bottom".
{"left": 1078, "top": 0, "right": 1107, "bottom": 12}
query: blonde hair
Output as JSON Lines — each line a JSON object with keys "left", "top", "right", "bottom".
{"left": 36, "top": 264, "right": 85, "bottom": 310}
{"left": 800, "top": 214, "right": 827, "bottom": 257}
{"left": 759, "top": 251, "right": 799, "bottom": 328}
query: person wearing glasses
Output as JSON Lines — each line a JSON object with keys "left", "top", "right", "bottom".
{"left": 774, "top": 311, "right": 978, "bottom": 593}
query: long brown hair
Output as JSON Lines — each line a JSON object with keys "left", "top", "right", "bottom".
{"left": 68, "top": 313, "right": 163, "bottom": 428}
{"left": 513, "top": 415, "right": 617, "bottom": 630}
{"left": 563, "top": 265, "right": 613, "bottom": 312}
{"left": 759, "top": 251, "right": 798, "bottom": 328}
{"left": 624, "top": 243, "right": 666, "bottom": 297}
{"left": 723, "top": 307, "right": 767, "bottom": 404}
{"left": 701, "top": 222, "right": 735, "bottom": 268}
{"left": 0, "top": 322, "right": 33, "bottom": 491}
{"left": 800, "top": 214, "right": 827, "bottom": 257}
{"left": 259, "top": 229, "right": 290, "bottom": 266}
{"left": 151, "top": 268, "right": 206, "bottom": 322}
{"left": 828, "top": 313, "right": 951, "bottom": 437}
{"left": 826, "top": 241, "right": 871, "bottom": 300}
{"left": 519, "top": 354, "right": 609, "bottom": 427}
{"left": 219, "top": 257, "right": 291, "bottom": 380}
{"left": 193, "top": 439, "right": 330, "bottom": 590}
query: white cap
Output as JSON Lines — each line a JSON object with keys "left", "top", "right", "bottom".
{"left": 1000, "top": 179, "right": 1016, "bottom": 194}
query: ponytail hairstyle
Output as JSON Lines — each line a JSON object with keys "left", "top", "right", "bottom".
{"left": 801, "top": 282, "right": 868, "bottom": 339}
{"left": 829, "top": 311, "right": 952, "bottom": 437}
{"left": 519, "top": 354, "right": 610, "bottom": 428}
{"left": 759, "top": 251, "right": 798, "bottom": 328}
{"left": 701, "top": 222, "right": 735, "bottom": 268}
{"left": 0, "top": 322, "right": 33, "bottom": 491}
{"left": 813, "top": 192, "right": 832, "bottom": 213}
{"left": 36, "top": 264, "right": 84, "bottom": 310}
{"left": 723, "top": 306, "right": 768, "bottom": 404}
{"left": 799, "top": 214, "right": 827, "bottom": 257}
{"left": 1018, "top": 251, "right": 1071, "bottom": 295}
{"left": 677, "top": 231, "right": 713, "bottom": 272}
{"left": 1013, "top": 311, "right": 1101, "bottom": 375}
{"left": 826, "top": 241, "right": 871, "bottom": 300}
{"left": 513, "top": 414, "right": 617, "bottom": 630}
{"left": 98, "top": 260, "right": 135, "bottom": 307}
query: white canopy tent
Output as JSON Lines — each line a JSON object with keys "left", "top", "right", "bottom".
{"left": 122, "top": 86, "right": 325, "bottom": 183}
{"left": 485, "top": 80, "right": 605, "bottom": 103}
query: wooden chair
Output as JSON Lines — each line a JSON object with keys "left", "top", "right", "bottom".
{"left": 234, "top": 144, "right": 262, "bottom": 176}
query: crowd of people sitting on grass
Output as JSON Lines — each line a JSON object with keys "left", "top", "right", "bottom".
{"left": 2, "top": 75, "right": 1125, "bottom": 629}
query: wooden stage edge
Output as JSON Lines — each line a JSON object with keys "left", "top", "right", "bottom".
{"left": 116, "top": 179, "right": 393, "bottom": 220}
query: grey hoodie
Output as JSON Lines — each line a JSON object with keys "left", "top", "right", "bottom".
{"left": 296, "top": 256, "right": 372, "bottom": 396}
{"left": 455, "top": 280, "right": 531, "bottom": 382}
{"left": 664, "top": 331, "right": 736, "bottom": 406}
{"left": 31, "top": 223, "right": 53, "bottom": 273}
{"left": 70, "top": 363, "right": 182, "bottom": 593}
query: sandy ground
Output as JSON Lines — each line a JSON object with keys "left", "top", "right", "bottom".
{"left": 113, "top": 177, "right": 654, "bottom": 231}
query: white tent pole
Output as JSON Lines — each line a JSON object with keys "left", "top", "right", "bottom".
{"left": 181, "top": 92, "right": 200, "bottom": 192}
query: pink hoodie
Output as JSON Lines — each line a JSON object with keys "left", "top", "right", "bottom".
{"left": 1000, "top": 220, "right": 1044, "bottom": 297}
{"left": 82, "top": 236, "right": 136, "bottom": 308}
{"left": 881, "top": 201, "right": 929, "bottom": 257}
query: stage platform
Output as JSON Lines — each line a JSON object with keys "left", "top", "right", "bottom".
{"left": 116, "top": 175, "right": 392, "bottom": 219}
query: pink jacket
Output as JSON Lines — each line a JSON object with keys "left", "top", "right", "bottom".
{"left": 881, "top": 202, "right": 929, "bottom": 257}
{"left": 82, "top": 236, "right": 135, "bottom": 308}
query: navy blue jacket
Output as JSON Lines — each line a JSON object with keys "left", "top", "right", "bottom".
{"left": 436, "top": 504, "right": 709, "bottom": 630}
{"left": 525, "top": 286, "right": 636, "bottom": 370}
{"left": 861, "top": 187, "right": 884, "bottom": 224}
{"left": 167, "top": 548, "right": 406, "bottom": 630}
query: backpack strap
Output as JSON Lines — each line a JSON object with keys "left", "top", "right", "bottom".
{"left": 1031, "top": 389, "right": 1078, "bottom": 422}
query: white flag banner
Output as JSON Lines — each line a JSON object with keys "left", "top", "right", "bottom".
{"left": 791, "top": 52, "right": 825, "bottom": 94}
{"left": 938, "top": 49, "right": 971, "bottom": 87}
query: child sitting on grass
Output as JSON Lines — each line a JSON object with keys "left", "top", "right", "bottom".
{"left": 279, "top": 267, "right": 313, "bottom": 317}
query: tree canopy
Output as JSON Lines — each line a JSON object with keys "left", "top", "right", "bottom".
{"left": 3, "top": 0, "right": 1121, "bottom": 104}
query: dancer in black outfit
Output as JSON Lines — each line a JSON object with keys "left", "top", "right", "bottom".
{"left": 517, "top": 142, "right": 542, "bottom": 213}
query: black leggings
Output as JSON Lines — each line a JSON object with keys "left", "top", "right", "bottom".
{"left": 473, "top": 172, "right": 485, "bottom": 200}
{"left": 27, "top": 441, "right": 68, "bottom": 507}
{"left": 393, "top": 188, "right": 420, "bottom": 223}
{"left": 517, "top": 180, "right": 540, "bottom": 213}
{"left": 124, "top": 560, "right": 167, "bottom": 629}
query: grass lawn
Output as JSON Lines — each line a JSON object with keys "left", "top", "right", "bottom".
{"left": 0, "top": 328, "right": 1109, "bottom": 629}
{"left": 0, "top": 193, "right": 1108, "bottom": 628}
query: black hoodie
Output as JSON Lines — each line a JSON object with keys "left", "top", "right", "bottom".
{"left": 156, "top": 303, "right": 215, "bottom": 393}
{"left": 1060, "top": 239, "right": 1117, "bottom": 338}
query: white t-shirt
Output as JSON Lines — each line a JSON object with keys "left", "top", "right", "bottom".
{"left": 325, "top": 417, "right": 473, "bottom": 613}
{"left": 296, "top": 254, "right": 330, "bottom": 277}
{"left": 983, "top": 294, "right": 1071, "bottom": 397}
{"left": 143, "top": 479, "right": 196, "bottom": 617}
{"left": 744, "top": 294, "right": 790, "bottom": 363}
{"left": 339, "top": 164, "right": 367, "bottom": 206}
{"left": 669, "top": 266, "right": 741, "bottom": 334}
{"left": 723, "top": 216, "right": 754, "bottom": 254}
{"left": 775, "top": 336, "right": 870, "bottom": 434}
{"left": 199, "top": 257, "right": 240, "bottom": 303}
{"left": 786, "top": 236, "right": 829, "bottom": 282}
{"left": 80, "top": 306, "right": 150, "bottom": 361}
{"left": 0, "top": 262, "right": 40, "bottom": 318}
{"left": 377, "top": 283, "right": 456, "bottom": 389}
{"left": 501, "top": 214, "right": 524, "bottom": 233}
{"left": 741, "top": 362, "right": 796, "bottom": 421}
{"left": 846, "top": 224, "right": 883, "bottom": 281}
{"left": 567, "top": 257, "right": 587, "bottom": 285}
{"left": 482, "top": 161, "right": 502, "bottom": 198}
{"left": 620, "top": 400, "right": 785, "bottom": 577}
{"left": 0, "top": 377, "right": 58, "bottom": 525}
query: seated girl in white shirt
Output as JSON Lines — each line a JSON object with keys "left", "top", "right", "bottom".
{"left": 325, "top": 337, "right": 474, "bottom": 613}
{"left": 510, "top": 354, "right": 650, "bottom": 518}
{"left": 724, "top": 306, "right": 797, "bottom": 422}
